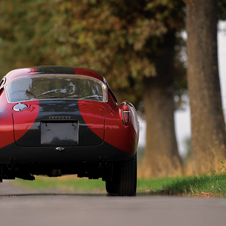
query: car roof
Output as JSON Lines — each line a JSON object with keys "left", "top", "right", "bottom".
{"left": 4, "top": 66, "right": 108, "bottom": 86}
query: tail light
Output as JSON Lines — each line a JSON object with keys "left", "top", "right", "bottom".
{"left": 122, "top": 103, "right": 131, "bottom": 125}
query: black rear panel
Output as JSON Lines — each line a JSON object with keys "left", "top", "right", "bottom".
{"left": 14, "top": 100, "right": 104, "bottom": 147}
{"left": 36, "top": 66, "right": 75, "bottom": 75}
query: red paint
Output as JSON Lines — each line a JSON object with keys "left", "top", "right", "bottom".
{"left": 78, "top": 91, "right": 139, "bottom": 155}
{"left": 0, "top": 68, "right": 38, "bottom": 148}
{"left": 4, "top": 67, "right": 37, "bottom": 83}
{"left": 104, "top": 101, "right": 138, "bottom": 155}
{"left": 0, "top": 90, "right": 14, "bottom": 148}
{"left": 77, "top": 101, "right": 105, "bottom": 140}
{"left": 74, "top": 68, "right": 107, "bottom": 86}
{"left": 0, "top": 85, "right": 39, "bottom": 149}
{"left": 13, "top": 101, "right": 39, "bottom": 142}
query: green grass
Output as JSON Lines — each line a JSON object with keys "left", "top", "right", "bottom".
{"left": 13, "top": 177, "right": 106, "bottom": 192}
{"left": 162, "top": 174, "right": 226, "bottom": 197}
{"left": 12, "top": 174, "right": 226, "bottom": 197}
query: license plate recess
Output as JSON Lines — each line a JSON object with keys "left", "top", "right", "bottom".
{"left": 41, "top": 121, "right": 78, "bottom": 146}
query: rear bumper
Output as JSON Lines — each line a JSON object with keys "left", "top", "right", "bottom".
{"left": 0, "top": 141, "right": 134, "bottom": 165}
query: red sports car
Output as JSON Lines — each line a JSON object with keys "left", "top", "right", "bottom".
{"left": 0, "top": 66, "right": 139, "bottom": 196}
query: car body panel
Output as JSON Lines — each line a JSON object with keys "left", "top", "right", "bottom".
{"left": 13, "top": 100, "right": 105, "bottom": 147}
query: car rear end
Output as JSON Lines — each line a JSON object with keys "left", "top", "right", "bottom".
{"left": 0, "top": 67, "right": 138, "bottom": 195}
{"left": 0, "top": 70, "right": 131, "bottom": 178}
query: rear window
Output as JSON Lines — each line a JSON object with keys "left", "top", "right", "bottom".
{"left": 6, "top": 74, "right": 107, "bottom": 103}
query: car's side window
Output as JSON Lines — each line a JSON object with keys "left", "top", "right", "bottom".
{"left": 0, "top": 77, "right": 6, "bottom": 87}
{"left": 0, "top": 79, "right": 4, "bottom": 88}
{"left": 0, "top": 78, "right": 6, "bottom": 95}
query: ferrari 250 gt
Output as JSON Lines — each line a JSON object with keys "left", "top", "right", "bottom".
{"left": 0, "top": 66, "right": 139, "bottom": 196}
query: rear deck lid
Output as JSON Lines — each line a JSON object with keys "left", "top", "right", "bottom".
{"left": 13, "top": 100, "right": 105, "bottom": 147}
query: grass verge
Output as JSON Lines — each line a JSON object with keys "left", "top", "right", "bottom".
{"left": 13, "top": 176, "right": 106, "bottom": 193}
{"left": 12, "top": 173, "right": 226, "bottom": 197}
{"left": 161, "top": 174, "right": 226, "bottom": 197}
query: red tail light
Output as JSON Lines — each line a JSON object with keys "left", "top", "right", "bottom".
{"left": 122, "top": 104, "right": 131, "bottom": 125}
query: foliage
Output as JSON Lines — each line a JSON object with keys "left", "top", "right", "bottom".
{"left": 0, "top": 1, "right": 225, "bottom": 99}
{"left": 0, "top": 0, "right": 186, "bottom": 105}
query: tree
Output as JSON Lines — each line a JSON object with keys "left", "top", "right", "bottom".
{"left": 141, "top": 30, "right": 183, "bottom": 177}
{"left": 186, "top": 0, "right": 226, "bottom": 174}
{"left": 0, "top": 0, "right": 186, "bottom": 177}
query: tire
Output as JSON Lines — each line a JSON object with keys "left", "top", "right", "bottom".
{"left": 117, "top": 154, "right": 137, "bottom": 196}
{"left": 106, "top": 179, "right": 117, "bottom": 194}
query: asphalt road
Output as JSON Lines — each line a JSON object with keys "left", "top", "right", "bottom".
{"left": 0, "top": 181, "right": 226, "bottom": 226}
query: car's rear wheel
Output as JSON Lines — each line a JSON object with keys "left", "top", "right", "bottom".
{"left": 117, "top": 154, "right": 137, "bottom": 196}
{"left": 106, "top": 178, "right": 117, "bottom": 194}
{"left": 105, "top": 154, "right": 137, "bottom": 196}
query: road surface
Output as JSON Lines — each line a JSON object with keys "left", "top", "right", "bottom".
{"left": 0, "top": 181, "right": 226, "bottom": 226}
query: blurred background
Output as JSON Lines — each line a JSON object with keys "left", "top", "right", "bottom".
{"left": 0, "top": 0, "right": 226, "bottom": 178}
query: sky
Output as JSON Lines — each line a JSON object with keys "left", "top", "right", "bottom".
{"left": 138, "top": 21, "right": 226, "bottom": 158}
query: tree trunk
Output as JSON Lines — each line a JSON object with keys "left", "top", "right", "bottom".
{"left": 186, "top": 0, "right": 226, "bottom": 174}
{"left": 141, "top": 31, "right": 182, "bottom": 178}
